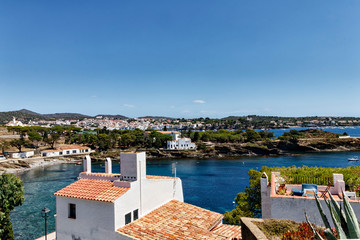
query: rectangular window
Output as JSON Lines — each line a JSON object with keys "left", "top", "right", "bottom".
{"left": 68, "top": 203, "right": 76, "bottom": 219}
{"left": 59, "top": 152, "right": 63, "bottom": 155}
{"left": 125, "top": 212, "right": 131, "bottom": 224}
{"left": 133, "top": 209, "right": 139, "bottom": 220}
{"left": 66, "top": 151, "right": 70, "bottom": 154}
{"left": 72, "top": 150, "right": 76, "bottom": 153}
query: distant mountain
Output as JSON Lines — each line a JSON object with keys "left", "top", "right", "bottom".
{"left": 139, "top": 116, "right": 174, "bottom": 119}
{"left": 95, "top": 114, "right": 128, "bottom": 119}
{"left": 0, "top": 109, "right": 47, "bottom": 123}
{"left": 18, "top": 109, "right": 42, "bottom": 116}
{"left": 0, "top": 109, "right": 130, "bottom": 124}
{"left": 43, "top": 113, "right": 91, "bottom": 119}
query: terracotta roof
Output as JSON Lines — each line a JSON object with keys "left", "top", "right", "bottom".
{"left": 54, "top": 179, "right": 129, "bottom": 202}
{"left": 212, "top": 224, "right": 242, "bottom": 239}
{"left": 117, "top": 200, "right": 229, "bottom": 240}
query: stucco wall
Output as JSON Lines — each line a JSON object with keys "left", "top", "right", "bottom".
{"left": 56, "top": 196, "right": 115, "bottom": 240}
{"left": 141, "top": 178, "right": 183, "bottom": 216}
{"left": 270, "top": 195, "right": 360, "bottom": 227}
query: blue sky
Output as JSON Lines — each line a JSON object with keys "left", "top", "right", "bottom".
{"left": 1, "top": 1, "right": 360, "bottom": 118}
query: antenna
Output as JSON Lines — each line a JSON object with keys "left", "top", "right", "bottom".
{"left": 172, "top": 162, "right": 177, "bottom": 178}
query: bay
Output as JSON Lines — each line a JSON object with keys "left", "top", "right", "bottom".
{"left": 10, "top": 150, "right": 360, "bottom": 239}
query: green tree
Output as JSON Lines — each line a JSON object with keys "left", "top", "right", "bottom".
{"left": 27, "top": 130, "right": 42, "bottom": 151}
{"left": 224, "top": 169, "right": 262, "bottom": 224}
{"left": 0, "top": 141, "right": 10, "bottom": 155}
{"left": 10, "top": 138, "right": 29, "bottom": 152}
{"left": 44, "top": 133, "right": 60, "bottom": 149}
{"left": 0, "top": 173, "right": 25, "bottom": 240}
{"left": 245, "top": 129, "right": 261, "bottom": 142}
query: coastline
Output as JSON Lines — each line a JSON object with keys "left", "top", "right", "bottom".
{"left": 0, "top": 156, "right": 83, "bottom": 175}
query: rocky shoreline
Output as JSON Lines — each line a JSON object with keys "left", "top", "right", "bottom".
{"left": 2, "top": 138, "right": 360, "bottom": 173}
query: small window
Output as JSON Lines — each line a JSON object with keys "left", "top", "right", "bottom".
{"left": 59, "top": 152, "right": 63, "bottom": 155}
{"left": 66, "top": 151, "right": 70, "bottom": 154}
{"left": 72, "top": 150, "right": 76, "bottom": 153}
{"left": 125, "top": 212, "right": 131, "bottom": 224}
{"left": 68, "top": 203, "right": 76, "bottom": 219}
{"left": 133, "top": 209, "right": 139, "bottom": 220}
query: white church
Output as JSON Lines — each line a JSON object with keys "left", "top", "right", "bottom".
{"left": 48, "top": 152, "right": 241, "bottom": 240}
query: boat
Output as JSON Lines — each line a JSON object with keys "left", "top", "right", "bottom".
{"left": 75, "top": 162, "right": 82, "bottom": 165}
{"left": 348, "top": 156, "right": 359, "bottom": 161}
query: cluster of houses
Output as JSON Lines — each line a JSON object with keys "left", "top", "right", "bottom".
{"left": 39, "top": 152, "right": 242, "bottom": 240}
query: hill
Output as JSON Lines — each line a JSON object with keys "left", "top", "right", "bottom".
{"left": 95, "top": 114, "right": 128, "bottom": 119}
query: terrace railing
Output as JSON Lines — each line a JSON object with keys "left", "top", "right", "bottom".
{"left": 284, "top": 175, "right": 333, "bottom": 186}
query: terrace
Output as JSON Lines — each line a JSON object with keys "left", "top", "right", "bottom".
{"left": 261, "top": 171, "right": 360, "bottom": 225}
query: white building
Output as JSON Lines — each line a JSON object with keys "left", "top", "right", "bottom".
{"left": 6, "top": 117, "right": 24, "bottom": 127}
{"left": 167, "top": 137, "right": 196, "bottom": 150}
{"left": 41, "top": 145, "right": 91, "bottom": 157}
{"left": 159, "top": 131, "right": 197, "bottom": 150}
{"left": 12, "top": 151, "right": 34, "bottom": 159}
{"left": 51, "top": 152, "right": 241, "bottom": 240}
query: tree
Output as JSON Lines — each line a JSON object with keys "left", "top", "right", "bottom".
{"left": 0, "top": 173, "right": 25, "bottom": 240}
{"left": 27, "top": 130, "right": 42, "bottom": 151}
{"left": 10, "top": 138, "right": 29, "bottom": 152}
{"left": 44, "top": 133, "right": 60, "bottom": 149}
{"left": 224, "top": 169, "right": 262, "bottom": 224}
{"left": 0, "top": 141, "right": 10, "bottom": 155}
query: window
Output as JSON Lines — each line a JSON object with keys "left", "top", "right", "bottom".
{"left": 68, "top": 203, "right": 76, "bottom": 219}
{"left": 59, "top": 152, "right": 63, "bottom": 155}
{"left": 66, "top": 151, "right": 70, "bottom": 154}
{"left": 133, "top": 209, "right": 139, "bottom": 220}
{"left": 72, "top": 150, "right": 76, "bottom": 154}
{"left": 125, "top": 212, "right": 131, "bottom": 224}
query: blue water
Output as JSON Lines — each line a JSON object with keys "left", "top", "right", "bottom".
{"left": 10, "top": 150, "right": 360, "bottom": 239}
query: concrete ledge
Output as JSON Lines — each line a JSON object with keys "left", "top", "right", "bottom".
{"left": 241, "top": 217, "right": 268, "bottom": 240}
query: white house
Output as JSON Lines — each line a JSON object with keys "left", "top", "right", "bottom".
{"left": 166, "top": 137, "right": 196, "bottom": 150}
{"left": 12, "top": 151, "right": 34, "bottom": 159}
{"left": 41, "top": 145, "right": 91, "bottom": 157}
{"left": 51, "top": 152, "right": 241, "bottom": 240}
{"left": 159, "top": 131, "right": 196, "bottom": 150}
{"left": 6, "top": 117, "right": 24, "bottom": 127}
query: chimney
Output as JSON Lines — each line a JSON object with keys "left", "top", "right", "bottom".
{"left": 105, "top": 157, "right": 112, "bottom": 174}
{"left": 83, "top": 155, "right": 91, "bottom": 173}
{"left": 120, "top": 152, "right": 146, "bottom": 181}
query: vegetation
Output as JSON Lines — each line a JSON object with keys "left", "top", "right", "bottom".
{"left": 224, "top": 169, "right": 262, "bottom": 223}
{"left": 277, "top": 129, "right": 340, "bottom": 140}
{"left": 282, "top": 222, "right": 328, "bottom": 240}
{"left": 224, "top": 166, "right": 360, "bottom": 223}
{"left": 0, "top": 173, "right": 25, "bottom": 240}
{"left": 184, "top": 129, "right": 274, "bottom": 143}
{"left": 253, "top": 219, "right": 300, "bottom": 239}
{"left": 306, "top": 191, "right": 360, "bottom": 239}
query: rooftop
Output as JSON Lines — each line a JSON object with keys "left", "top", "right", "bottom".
{"left": 117, "top": 200, "right": 241, "bottom": 240}
{"left": 54, "top": 179, "right": 129, "bottom": 202}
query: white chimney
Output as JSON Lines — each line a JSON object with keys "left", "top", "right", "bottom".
{"left": 105, "top": 157, "right": 112, "bottom": 174}
{"left": 83, "top": 155, "right": 91, "bottom": 173}
{"left": 120, "top": 152, "right": 146, "bottom": 181}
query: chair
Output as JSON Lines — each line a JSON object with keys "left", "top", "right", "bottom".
{"left": 344, "top": 192, "right": 357, "bottom": 200}
{"left": 320, "top": 182, "right": 331, "bottom": 198}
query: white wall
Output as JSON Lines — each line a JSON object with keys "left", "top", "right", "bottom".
{"left": 141, "top": 178, "right": 183, "bottom": 216}
{"left": 12, "top": 151, "right": 34, "bottom": 158}
{"left": 56, "top": 196, "right": 115, "bottom": 240}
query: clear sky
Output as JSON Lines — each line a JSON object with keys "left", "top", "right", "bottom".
{"left": 1, "top": 1, "right": 360, "bottom": 118}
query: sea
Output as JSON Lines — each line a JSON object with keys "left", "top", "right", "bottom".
{"left": 10, "top": 126, "right": 360, "bottom": 239}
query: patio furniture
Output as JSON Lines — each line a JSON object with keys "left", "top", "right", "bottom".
{"left": 344, "top": 191, "right": 357, "bottom": 200}
{"left": 292, "top": 184, "right": 318, "bottom": 197}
